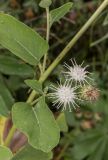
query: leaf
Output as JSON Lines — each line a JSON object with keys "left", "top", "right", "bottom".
{"left": 65, "top": 110, "right": 77, "bottom": 127}
{"left": 25, "top": 79, "right": 43, "bottom": 94}
{"left": 0, "top": 117, "right": 7, "bottom": 145}
{"left": 103, "top": 141, "right": 108, "bottom": 160}
{"left": 87, "top": 138, "right": 107, "bottom": 160}
{"left": 88, "top": 99, "right": 108, "bottom": 115}
{"left": 39, "top": 0, "right": 52, "bottom": 8}
{"left": 0, "top": 96, "right": 9, "bottom": 117}
{"left": 0, "top": 81, "right": 14, "bottom": 111}
{"left": 50, "top": 2, "right": 73, "bottom": 27}
{"left": 57, "top": 113, "right": 68, "bottom": 132}
{"left": 72, "top": 129, "right": 104, "bottom": 160}
{"left": 0, "top": 13, "right": 49, "bottom": 66}
{"left": 11, "top": 145, "right": 52, "bottom": 160}
{"left": 6, "top": 76, "right": 26, "bottom": 92}
{"left": 0, "top": 55, "right": 34, "bottom": 77}
{"left": 12, "top": 97, "right": 60, "bottom": 152}
{"left": 0, "top": 146, "right": 13, "bottom": 160}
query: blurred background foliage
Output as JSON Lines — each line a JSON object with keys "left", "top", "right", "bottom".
{"left": 0, "top": 0, "right": 108, "bottom": 160}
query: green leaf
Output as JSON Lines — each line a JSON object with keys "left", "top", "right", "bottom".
{"left": 103, "top": 141, "right": 108, "bottom": 160}
{"left": 25, "top": 79, "right": 43, "bottom": 94}
{"left": 57, "top": 113, "right": 68, "bottom": 132}
{"left": 65, "top": 110, "right": 77, "bottom": 127}
{"left": 0, "top": 96, "right": 9, "bottom": 117}
{"left": 12, "top": 97, "right": 60, "bottom": 152}
{"left": 88, "top": 99, "right": 108, "bottom": 115}
{"left": 72, "top": 129, "right": 104, "bottom": 160}
{"left": 87, "top": 138, "right": 107, "bottom": 160}
{"left": 0, "top": 55, "right": 34, "bottom": 77}
{"left": 0, "top": 13, "right": 49, "bottom": 66}
{"left": 0, "top": 146, "right": 13, "bottom": 160}
{"left": 50, "top": 2, "right": 73, "bottom": 27}
{"left": 39, "top": 0, "right": 52, "bottom": 8}
{"left": 0, "top": 81, "right": 14, "bottom": 111}
{"left": 6, "top": 76, "right": 26, "bottom": 92}
{"left": 11, "top": 145, "right": 52, "bottom": 160}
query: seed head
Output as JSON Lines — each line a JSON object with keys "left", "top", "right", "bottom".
{"left": 81, "top": 85, "right": 100, "bottom": 102}
{"left": 49, "top": 81, "right": 80, "bottom": 112}
{"left": 64, "top": 59, "right": 92, "bottom": 85}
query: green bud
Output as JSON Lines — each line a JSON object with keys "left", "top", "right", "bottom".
{"left": 39, "top": 0, "right": 52, "bottom": 8}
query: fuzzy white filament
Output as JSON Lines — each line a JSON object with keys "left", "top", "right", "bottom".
{"left": 49, "top": 81, "right": 80, "bottom": 112}
{"left": 64, "top": 59, "right": 92, "bottom": 85}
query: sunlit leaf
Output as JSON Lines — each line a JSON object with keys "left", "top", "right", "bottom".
{"left": 0, "top": 146, "right": 13, "bottom": 160}
{"left": 0, "top": 117, "right": 7, "bottom": 145}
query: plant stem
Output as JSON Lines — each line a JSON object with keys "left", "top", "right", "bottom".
{"left": 46, "top": 7, "right": 50, "bottom": 42}
{"left": 55, "top": 142, "right": 70, "bottom": 160}
{"left": 27, "top": 0, "right": 108, "bottom": 103}
{"left": 4, "top": 125, "right": 16, "bottom": 147}
{"left": 4, "top": 0, "right": 108, "bottom": 147}
{"left": 38, "top": 62, "right": 43, "bottom": 76}
{"left": 43, "top": 7, "right": 50, "bottom": 72}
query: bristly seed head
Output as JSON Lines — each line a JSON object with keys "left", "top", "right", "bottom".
{"left": 64, "top": 59, "right": 92, "bottom": 85}
{"left": 49, "top": 81, "right": 81, "bottom": 112}
{"left": 81, "top": 85, "right": 100, "bottom": 102}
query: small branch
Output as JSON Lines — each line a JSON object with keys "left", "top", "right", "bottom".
{"left": 43, "top": 7, "right": 50, "bottom": 72}
{"left": 4, "top": 125, "right": 16, "bottom": 147}
{"left": 55, "top": 142, "right": 70, "bottom": 160}
{"left": 38, "top": 62, "right": 43, "bottom": 76}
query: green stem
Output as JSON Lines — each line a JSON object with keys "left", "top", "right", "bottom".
{"left": 55, "top": 142, "right": 69, "bottom": 160}
{"left": 4, "top": 125, "right": 16, "bottom": 147}
{"left": 38, "top": 62, "right": 43, "bottom": 76}
{"left": 46, "top": 7, "right": 50, "bottom": 42}
{"left": 4, "top": 0, "right": 108, "bottom": 147}
{"left": 27, "top": 0, "right": 108, "bottom": 103}
{"left": 43, "top": 7, "right": 50, "bottom": 72}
